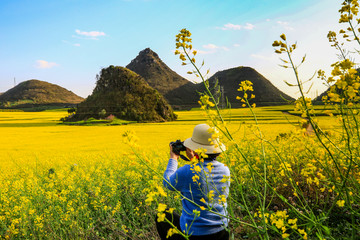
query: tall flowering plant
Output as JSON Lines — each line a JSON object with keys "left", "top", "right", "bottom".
{"left": 173, "top": 1, "right": 360, "bottom": 238}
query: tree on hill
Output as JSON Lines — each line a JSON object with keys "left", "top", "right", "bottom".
{"left": 68, "top": 66, "right": 177, "bottom": 122}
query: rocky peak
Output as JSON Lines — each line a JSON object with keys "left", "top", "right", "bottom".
{"left": 128, "top": 48, "right": 160, "bottom": 66}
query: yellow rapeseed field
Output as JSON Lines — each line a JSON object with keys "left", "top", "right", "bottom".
{"left": 0, "top": 107, "right": 306, "bottom": 172}
{"left": 0, "top": 107, "right": 352, "bottom": 239}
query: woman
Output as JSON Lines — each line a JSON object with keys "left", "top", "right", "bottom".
{"left": 156, "top": 123, "right": 230, "bottom": 240}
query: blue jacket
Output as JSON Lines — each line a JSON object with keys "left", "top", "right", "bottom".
{"left": 163, "top": 157, "right": 230, "bottom": 236}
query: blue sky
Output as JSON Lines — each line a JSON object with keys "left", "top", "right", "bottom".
{"left": 0, "top": 0, "right": 346, "bottom": 98}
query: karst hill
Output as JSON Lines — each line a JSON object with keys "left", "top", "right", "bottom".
{"left": 0, "top": 79, "right": 83, "bottom": 108}
{"left": 203, "top": 67, "right": 295, "bottom": 107}
{"left": 127, "top": 48, "right": 294, "bottom": 108}
{"left": 1, "top": 50, "right": 296, "bottom": 113}
{"left": 126, "top": 48, "right": 199, "bottom": 109}
{"left": 69, "top": 66, "right": 177, "bottom": 122}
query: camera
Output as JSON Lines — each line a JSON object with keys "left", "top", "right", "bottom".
{"left": 170, "top": 140, "right": 187, "bottom": 155}
{"left": 170, "top": 140, "right": 190, "bottom": 161}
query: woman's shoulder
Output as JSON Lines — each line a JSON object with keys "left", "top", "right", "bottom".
{"left": 214, "top": 160, "right": 231, "bottom": 175}
{"left": 176, "top": 163, "right": 192, "bottom": 174}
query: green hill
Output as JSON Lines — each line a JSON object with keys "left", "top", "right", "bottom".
{"left": 69, "top": 66, "right": 177, "bottom": 122}
{"left": 0, "top": 79, "right": 83, "bottom": 109}
{"left": 127, "top": 49, "right": 294, "bottom": 109}
{"left": 203, "top": 67, "right": 295, "bottom": 107}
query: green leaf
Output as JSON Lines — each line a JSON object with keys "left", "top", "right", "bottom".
{"left": 284, "top": 80, "right": 298, "bottom": 87}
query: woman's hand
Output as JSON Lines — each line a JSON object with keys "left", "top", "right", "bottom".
{"left": 169, "top": 145, "right": 179, "bottom": 160}
{"left": 185, "top": 147, "right": 195, "bottom": 160}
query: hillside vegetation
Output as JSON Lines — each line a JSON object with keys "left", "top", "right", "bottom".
{"left": 0, "top": 80, "right": 83, "bottom": 109}
{"left": 68, "top": 66, "right": 177, "bottom": 122}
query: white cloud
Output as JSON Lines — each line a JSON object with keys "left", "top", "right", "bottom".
{"left": 244, "top": 23, "right": 255, "bottom": 30}
{"left": 203, "top": 43, "right": 219, "bottom": 49}
{"left": 35, "top": 60, "right": 58, "bottom": 69}
{"left": 202, "top": 44, "right": 229, "bottom": 53}
{"left": 75, "top": 29, "right": 106, "bottom": 39}
{"left": 218, "top": 23, "right": 255, "bottom": 30}
{"left": 233, "top": 43, "right": 241, "bottom": 47}
{"left": 197, "top": 50, "right": 210, "bottom": 54}
{"left": 62, "top": 40, "right": 80, "bottom": 47}
{"left": 277, "top": 21, "right": 294, "bottom": 31}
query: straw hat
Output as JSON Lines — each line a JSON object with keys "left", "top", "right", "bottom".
{"left": 183, "top": 124, "right": 226, "bottom": 154}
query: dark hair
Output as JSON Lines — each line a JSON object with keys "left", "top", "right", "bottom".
{"left": 206, "top": 153, "right": 221, "bottom": 160}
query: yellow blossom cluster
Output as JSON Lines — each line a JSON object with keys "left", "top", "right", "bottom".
{"left": 175, "top": 28, "right": 199, "bottom": 75}
{"left": 198, "top": 95, "right": 215, "bottom": 110}
{"left": 236, "top": 80, "right": 256, "bottom": 108}
{"left": 254, "top": 210, "right": 308, "bottom": 239}
{"left": 338, "top": 0, "right": 359, "bottom": 24}
{"left": 272, "top": 34, "right": 297, "bottom": 55}
{"left": 294, "top": 96, "right": 314, "bottom": 118}
{"left": 322, "top": 59, "right": 360, "bottom": 106}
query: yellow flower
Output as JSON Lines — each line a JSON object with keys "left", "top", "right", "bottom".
{"left": 157, "top": 203, "right": 167, "bottom": 213}
{"left": 156, "top": 186, "right": 167, "bottom": 197}
{"left": 336, "top": 200, "right": 345, "bottom": 207}
{"left": 218, "top": 195, "right": 226, "bottom": 204}
{"left": 282, "top": 233, "right": 290, "bottom": 239}
{"left": 298, "top": 228, "right": 307, "bottom": 239}
{"left": 121, "top": 225, "right": 129, "bottom": 233}
{"left": 145, "top": 192, "right": 156, "bottom": 205}
{"left": 274, "top": 219, "right": 284, "bottom": 229}
{"left": 193, "top": 209, "right": 200, "bottom": 217}
{"left": 180, "top": 54, "right": 186, "bottom": 61}
{"left": 194, "top": 165, "right": 202, "bottom": 173}
{"left": 206, "top": 163, "right": 213, "bottom": 173}
{"left": 220, "top": 175, "right": 230, "bottom": 183}
{"left": 157, "top": 212, "right": 166, "bottom": 222}
{"left": 166, "top": 208, "right": 175, "bottom": 214}
{"left": 166, "top": 228, "right": 178, "bottom": 238}
{"left": 192, "top": 174, "right": 200, "bottom": 182}
{"left": 288, "top": 218, "right": 297, "bottom": 225}
{"left": 208, "top": 190, "right": 215, "bottom": 202}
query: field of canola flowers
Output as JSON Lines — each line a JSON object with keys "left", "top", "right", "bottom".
{"left": 1, "top": 105, "right": 354, "bottom": 239}
{"left": 3, "top": 0, "right": 360, "bottom": 238}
